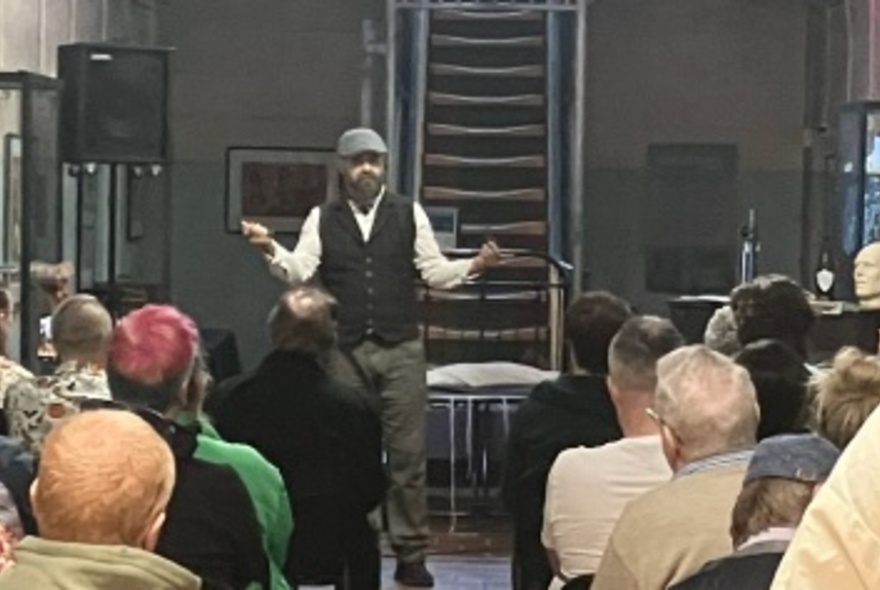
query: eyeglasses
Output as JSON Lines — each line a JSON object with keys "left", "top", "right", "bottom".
{"left": 645, "top": 407, "right": 663, "bottom": 424}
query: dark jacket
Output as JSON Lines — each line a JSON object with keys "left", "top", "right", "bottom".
{"left": 214, "top": 349, "right": 385, "bottom": 584}
{"left": 318, "top": 194, "right": 418, "bottom": 346}
{"left": 670, "top": 549, "right": 785, "bottom": 590}
{"left": 502, "top": 374, "right": 622, "bottom": 590}
{"left": 156, "top": 421, "right": 269, "bottom": 590}
{"left": 0, "top": 436, "right": 35, "bottom": 534}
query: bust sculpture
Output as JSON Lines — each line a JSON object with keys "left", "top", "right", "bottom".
{"left": 854, "top": 242, "right": 880, "bottom": 308}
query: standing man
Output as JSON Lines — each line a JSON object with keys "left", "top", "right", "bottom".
{"left": 242, "top": 127, "right": 501, "bottom": 587}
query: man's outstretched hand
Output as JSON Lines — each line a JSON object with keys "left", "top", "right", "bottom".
{"left": 469, "top": 240, "right": 502, "bottom": 275}
{"left": 241, "top": 221, "right": 276, "bottom": 257}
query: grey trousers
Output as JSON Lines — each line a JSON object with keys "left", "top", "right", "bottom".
{"left": 331, "top": 338, "right": 429, "bottom": 562}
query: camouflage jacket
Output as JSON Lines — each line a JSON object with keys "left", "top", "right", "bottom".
{"left": 4, "top": 361, "right": 111, "bottom": 454}
{"left": 0, "top": 359, "right": 31, "bottom": 408}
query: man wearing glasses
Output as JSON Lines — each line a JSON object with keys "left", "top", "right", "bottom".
{"left": 592, "top": 345, "right": 760, "bottom": 590}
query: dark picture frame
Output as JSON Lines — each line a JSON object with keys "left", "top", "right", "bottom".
{"left": 225, "top": 147, "right": 338, "bottom": 233}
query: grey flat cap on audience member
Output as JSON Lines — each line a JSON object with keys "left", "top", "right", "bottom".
{"left": 745, "top": 433, "right": 840, "bottom": 484}
{"left": 336, "top": 128, "right": 388, "bottom": 158}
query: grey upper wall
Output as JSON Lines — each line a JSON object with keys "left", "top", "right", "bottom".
{"left": 583, "top": 0, "right": 810, "bottom": 312}
{"left": 162, "top": 0, "right": 373, "bottom": 368}
{"left": 587, "top": 0, "right": 805, "bottom": 171}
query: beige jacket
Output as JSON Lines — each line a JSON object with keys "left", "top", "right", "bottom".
{"left": 592, "top": 462, "right": 746, "bottom": 590}
{"left": 771, "top": 407, "right": 880, "bottom": 590}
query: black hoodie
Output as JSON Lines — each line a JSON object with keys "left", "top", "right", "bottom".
{"left": 503, "top": 374, "right": 622, "bottom": 590}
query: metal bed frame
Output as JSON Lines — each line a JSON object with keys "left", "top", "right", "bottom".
{"left": 422, "top": 249, "right": 571, "bottom": 530}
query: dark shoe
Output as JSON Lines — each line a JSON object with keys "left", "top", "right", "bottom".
{"left": 394, "top": 560, "right": 435, "bottom": 588}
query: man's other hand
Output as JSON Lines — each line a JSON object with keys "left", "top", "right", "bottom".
{"left": 469, "top": 240, "right": 502, "bottom": 275}
{"left": 241, "top": 221, "right": 276, "bottom": 257}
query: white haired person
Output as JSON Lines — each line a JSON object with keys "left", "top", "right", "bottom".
{"left": 672, "top": 433, "right": 839, "bottom": 590}
{"left": 592, "top": 345, "right": 760, "bottom": 590}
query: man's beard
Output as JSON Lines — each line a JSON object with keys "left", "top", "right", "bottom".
{"left": 349, "top": 174, "right": 383, "bottom": 205}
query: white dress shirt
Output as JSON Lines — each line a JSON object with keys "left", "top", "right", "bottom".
{"left": 267, "top": 191, "right": 474, "bottom": 290}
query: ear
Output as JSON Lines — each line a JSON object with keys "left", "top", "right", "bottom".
{"left": 28, "top": 479, "right": 41, "bottom": 526}
{"left": 659, "top": 423, "right": 682, "bottom": 472}
{"left": 606, "top": 375, "right": 620, "bottom": 402}
{"left": 142, "top": 511, "right": 166, "bottom": 552}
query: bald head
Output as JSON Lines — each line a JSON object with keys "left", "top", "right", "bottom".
{"left": 33, "top": 410, "right": 175, "bottom": 549}
{"left": 268, "top": 286, "right": 337, "bottom": 354}
{"left": 654, "top": 345, "right": 759, "bottom": 467}
{"left": 855, "top": 242, "right": 880, "bottom": 307}
{"left": 51, "top": 294, "right": 113, "bottom": 361}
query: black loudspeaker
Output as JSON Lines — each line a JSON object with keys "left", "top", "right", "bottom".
{"left": 58, "top": 43, "right": 172, "bottom": 164}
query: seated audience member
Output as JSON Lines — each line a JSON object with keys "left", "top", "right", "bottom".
{"left": 0, "top": 437, "right": 34, "bottom": 536}
{"left": 672, "top": 433, "right": 839, "bottom": 590}
{"left": 703, "top": 305, "right": 741, "bottom": 357}
{"left": 812, "top": 346, "right": 880, "bottom": 449}
{"left": 108, "top": 305, "right": 291, "bottom": 590}
{"left": 0, "top": 480, "right": 23, "bottom": 573}
{"left": 0, "top": 287, "right": 28, "bottom": 439}
{"left": 0, "top": 410, "right": 200, "bottom": 589}
{"left": 730, "top": 275, "right": 815, "bottom": 360}
{"left": 5, "top": 294, "right": 112, "bottom": 454}
{"left": 0, "top": 288, "right": 31, "bottom": 408}
{"left": 215, "top": 287, "right": 385, "bottom": 589}
{"left": 735, "top": 339, "right": 809, "bottom": 440}
{"left": 503, "top": 291, "right": 631, "bottom": 590}
{"left": 106, "top": 398, "right": 269, "bottom": 589}
{"left": 592, "top": 345, "right": 760, "bottom": 590}
{"left": 542, "top": 316, "right": 683, "bottom": 588}
{"left": 770, "top": 407, "right": 880, "bottom": 589}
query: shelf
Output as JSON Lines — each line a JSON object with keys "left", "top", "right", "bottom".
{"left": 429, "top": 92, "right": 544, "bottom": 107}
{"left": 432, "top": 34, "right": 543, "bottom": 47}
{"left": 459, "top": 220, "right": 547, "bottom": 236}
{"left": 428, "top": 123, "right": 545, "bottom": 137}
{"left": 423, "top": 187, "right": 546, "bottom": 202}
{"left": 425, "top": 154, "right": 545, "bottom": 168}
{"left": 431, "top": 63, "right": 544, "bottom": 77}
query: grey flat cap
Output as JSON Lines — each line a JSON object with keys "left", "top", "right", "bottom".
{"left": 745, "top": 433, "right": 840, "bottom": 484}
{"left": 336, "top": 128, "right": 388, "bottom": 158}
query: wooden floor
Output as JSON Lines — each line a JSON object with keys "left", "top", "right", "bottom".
{"left": 382, "top": 556, "right": 511, "bottom": 590}
{"left": 377, "top": 508, "right": 514, "bottom": 590}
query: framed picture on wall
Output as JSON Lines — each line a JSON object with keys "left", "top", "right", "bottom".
{"left": 225, "top": 147, "right": 338, "bottom": 233}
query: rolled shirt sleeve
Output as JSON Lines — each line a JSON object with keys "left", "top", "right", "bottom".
{"left": 413, "top": 202, "right": 473, "bottom": 290}
{"left": 265, "top": 207, "right": 322, "bottom": 284}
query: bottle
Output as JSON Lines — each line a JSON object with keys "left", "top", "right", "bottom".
{"left": 815, "top": 238, "right": 836, "bottom": 300}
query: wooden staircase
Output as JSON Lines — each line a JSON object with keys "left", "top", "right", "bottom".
{"left": 417, "top": 8, "right": 564, "bottom": 369}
